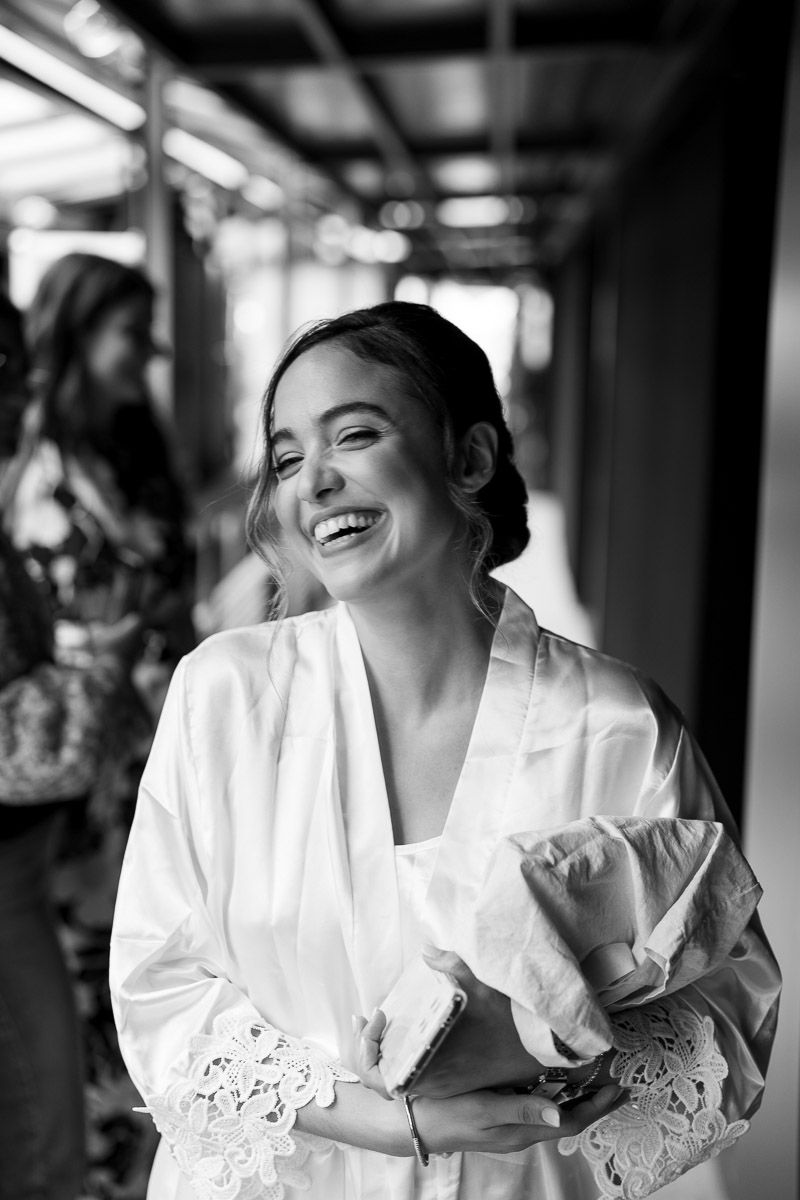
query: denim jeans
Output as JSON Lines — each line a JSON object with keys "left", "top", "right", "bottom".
{"left": 0, "top": 812, "right": 85, "bottom": 1200}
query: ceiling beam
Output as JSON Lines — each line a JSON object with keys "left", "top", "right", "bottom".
{"left": 312, "top": 131, "right": 611, "bottom": 162}
{"left": 185, "top": 9, "right": 673, "bottom": 78}
{"left": 288, "top": 0, "right": 434, "bottom": 200}
{"left": 487, "top": 0, "right": 516, "bottom": 194}
{"left": 97, "top": 0, "right": 375, "bottom": 215}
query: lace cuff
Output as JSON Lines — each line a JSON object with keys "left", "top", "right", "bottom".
{"left": 141, "top": 1008, "right": 358, "bottom": 1200}
{"left": 558, "top": 996, "right": 749, "bottom": 1199}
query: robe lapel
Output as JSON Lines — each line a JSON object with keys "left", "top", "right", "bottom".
{"left": 330, "top": 604, "right": 404, "bottom": 1012}
{"left": 426, "top": 588, "right": 540, "bottom": 948}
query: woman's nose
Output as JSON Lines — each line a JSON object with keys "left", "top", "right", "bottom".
{"left": 296, "top": 452, "right": 344, "bottom": 502}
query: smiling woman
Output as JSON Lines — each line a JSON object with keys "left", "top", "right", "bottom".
{"left": 110, "top": 301, "right": 779, "bottom": 1200}
{"left": 269, "top": 346, "right": 477, "bottom": 611}
{"left": 247, "top": 303, "right": 530, "bottom": 620}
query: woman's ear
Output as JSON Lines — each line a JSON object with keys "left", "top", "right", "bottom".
{"left": 455, "top": 422, "right": 499, "bottom": 493}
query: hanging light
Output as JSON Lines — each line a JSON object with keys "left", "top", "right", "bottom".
{"left": 0, "top": 24, "right": 145, "bottom": 130}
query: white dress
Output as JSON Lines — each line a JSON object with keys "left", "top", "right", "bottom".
{"left": 109, "top": 587, "right": 780, "bottom": 1200}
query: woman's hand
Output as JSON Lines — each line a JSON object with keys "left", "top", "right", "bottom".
{"left": 359, "top": 946, "right": 544, "bottom": 1098}
{"left": 413, "top": 946, "right": 541, "bottom": 1096}
{"left": 349, "top": 1019, "right": 627, "bottom": 1157}
{"left": 413, "top": 1084, "right": 628, "bottom": 1156}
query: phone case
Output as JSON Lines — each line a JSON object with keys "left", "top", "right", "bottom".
{"left": 378, "top": 955, "right": 467, "bottom": 1096}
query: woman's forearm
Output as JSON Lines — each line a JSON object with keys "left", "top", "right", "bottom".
{"left": 293, "top": 1078, "right": 412, "bottom": 1155}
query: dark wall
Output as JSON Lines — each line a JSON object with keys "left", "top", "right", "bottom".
{"left": 552, "top": 0, "right": 795, "bottom": 823}
{"left": 602, "top": 104, "right": 723, "bottom": 722}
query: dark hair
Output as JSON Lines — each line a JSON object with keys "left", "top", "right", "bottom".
{"left": 246, "top": 300, "right": 530, "bottom": 616}
{"left": 26, "top": 252, "right": 154, "bottom": 447}
{"left": 0, "top": 292, "right": 28, "bottom": 375}
{"left": 0, "top": 293, "right": 30, "bottom": 463}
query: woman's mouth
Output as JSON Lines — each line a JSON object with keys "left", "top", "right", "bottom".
{"left": 313, "top": 510, "right": 382, "bottom": 548}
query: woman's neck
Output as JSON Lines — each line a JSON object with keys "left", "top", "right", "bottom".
{"left": 347, "top": 577, "right": 503, "bottom": 719}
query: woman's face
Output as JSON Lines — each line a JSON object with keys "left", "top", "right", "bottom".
{"left": 270, "top": 342, "right": 463, "bottom": 606}
{"left": 82, "top": 293, "right": 154, "bottom": 404}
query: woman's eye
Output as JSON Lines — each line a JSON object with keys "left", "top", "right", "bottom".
{"left": 273, "top": 454, "right": 302, "bottom": 478}
{"left": 338, "top": 428, "right": 379, "bottom": 447}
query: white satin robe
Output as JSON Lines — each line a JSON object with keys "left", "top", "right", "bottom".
{"left": 109, "top": 587, "right": 780, "bottom": 1200}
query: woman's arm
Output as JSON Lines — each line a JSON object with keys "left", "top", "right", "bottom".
{"left": 295, "top": 1067, "right": 626, "bottom": 1157}
{"left": 557, "top": 919, "right": 779, "bottom": 1198}
{"left": 110, "top": 760, "right": 361, "bottom": 1198}
{"left": 557, "top": 726, "right": 780, "bottom": 1195}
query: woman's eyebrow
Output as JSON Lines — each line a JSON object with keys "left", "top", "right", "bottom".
{"left": 272, "top": 401, "right": 392, "bottom": 445}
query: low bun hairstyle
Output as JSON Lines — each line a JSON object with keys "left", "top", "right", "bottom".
{"left": 246, "top": 300, "right": 530, "bottom": 616}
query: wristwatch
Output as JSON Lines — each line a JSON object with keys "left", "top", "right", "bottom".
{"left": 529, "top": 1066, "right": 571, "bottom": 1099}
{"left": 524, "top": 1053, "right": 606, "bottom": 1103}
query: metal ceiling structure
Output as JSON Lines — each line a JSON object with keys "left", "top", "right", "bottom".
{"left": 1, "top": 0, "right": 739, "bottom": 276}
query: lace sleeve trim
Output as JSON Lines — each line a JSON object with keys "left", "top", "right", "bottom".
{"left": 141, "top": 1008, "right": 358, "bottom": 1200}
{"left": 558, "top": 997, "right": 749, "bottom": 1199}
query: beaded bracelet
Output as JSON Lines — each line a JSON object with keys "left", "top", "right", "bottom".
{"left": 403, "top": 1095, "right": 430, "bottom": 1167}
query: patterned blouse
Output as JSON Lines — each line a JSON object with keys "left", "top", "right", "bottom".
{"left": 0, "top": 527, "right": 150, "bottom": 825}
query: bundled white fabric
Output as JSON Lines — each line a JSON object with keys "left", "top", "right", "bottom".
{"left": 460, "top": 816, "right": 762, "bottom": 1065}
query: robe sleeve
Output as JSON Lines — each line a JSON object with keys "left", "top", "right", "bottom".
{"left": 557, "top": 721, "right": 781, "bottom": 1199}
{"left": 109, "top": 659, "right": 357, "bottom": 1200}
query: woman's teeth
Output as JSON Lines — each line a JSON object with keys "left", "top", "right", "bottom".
{"left": 314, "top": 512, "right": 380, "bottom": 545}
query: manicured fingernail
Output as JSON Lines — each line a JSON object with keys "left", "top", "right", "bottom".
{"left": 421, "top": 942, "right": 441, "bottom": 957}
{"left": 542, "top": 1106, "right": 561, "bottom": 1128}
{"left": 351, "top": 1014, "right": 359, "bottom": 1034}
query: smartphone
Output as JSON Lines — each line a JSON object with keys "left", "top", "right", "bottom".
{"left": 377, "top": 955, "right": 467, "bottom": 1097}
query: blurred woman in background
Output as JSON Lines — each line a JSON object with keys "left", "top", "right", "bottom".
{"left": 2, "top": 253, "right": 196, "bottom": 1197}
{"left": 0, "top": 292, "right": 151, "bottom": 1199}
{"left": 10, "top": 251, "right": 196, "bottom": 676}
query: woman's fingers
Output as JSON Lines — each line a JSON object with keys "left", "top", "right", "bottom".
{"left": 420, "top": 944, "right": 477, "bottom": 990}
{"left": 361, "top": 1007, "right": 387, "bottom": 1045}
{"left": 566, "top": 1089, "right": 628, "bottom": 1123}
{"left": 352, "top": 1010, "right": 392, "bottom": 1098}
{"left": 413, "top": 1083, "right": 631, "bottom": 1157}
{"left": 558, "top": 1084, "right": 629, "bottom": 1133}
{"left": 414, "top": 1088, "right": 565, "bottom": 1157}
{"left": 494, "top": 1090, "right": 563, "bottom": 1130}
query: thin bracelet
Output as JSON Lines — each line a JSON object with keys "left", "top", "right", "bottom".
{"left": 558, "top": 1052, "right": 606, "bottom": 1103}
{"left": 403, "top": 1095, "right": 430, "bottom": 1167}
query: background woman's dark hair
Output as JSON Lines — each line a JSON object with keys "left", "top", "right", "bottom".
{"left": 0, "top": 292, "right": 26, "bottom": 358}
{"left": 0, "top": 292, "right": 30, "bottom": 464}
{"left": 0, "top": 292, "right": 28, "bottom": 385}
{"left": 26, "top": 252, "right": 154, "bottom": 447}
{"left": 246, "top": 300, "right": 530, "bottom": 617}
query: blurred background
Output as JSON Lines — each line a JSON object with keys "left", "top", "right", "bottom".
{"left": 0, "top": 1, "right": 797, "bottom": 1197}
